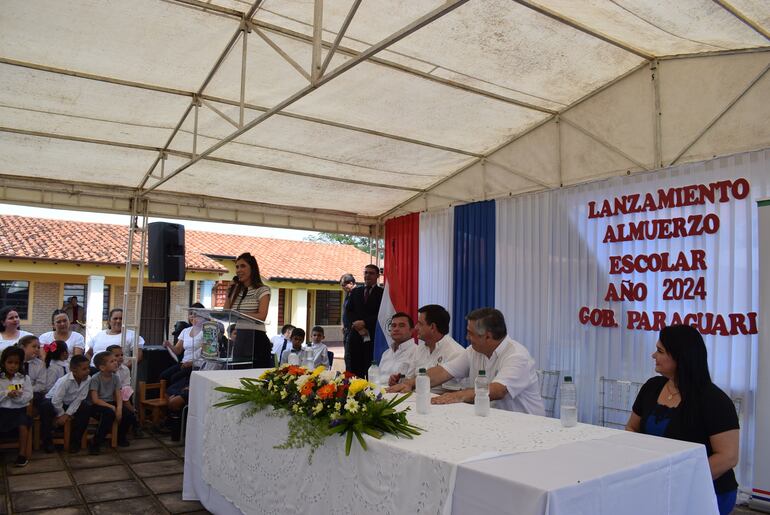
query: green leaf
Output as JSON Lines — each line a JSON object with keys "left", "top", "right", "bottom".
{"left": 345, "top": 429, "right": 353, "bottom": 456}
{"left": 354, "top": 430, "right": 367, "bottom": 451}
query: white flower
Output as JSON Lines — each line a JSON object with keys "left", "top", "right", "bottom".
{"left": 366, "top": 390, "right": 376, "bottom": 400}
{"left": 344, "top": 398, "right": 359, "bottom": 414}
{"left": 313, "top": 403, "right": 324, "bottom": 415}
{"left": 280, "top": 390, "right": 288, "bottom": 399}
{"left": 334, "top": 402, "right": 341, "bottom": 411}
{"left": 319, "top": 370, "right": 336, "bottom": 383}
{"left": 331, "top": 411, "right": 341, "bottom": 419}
{"left": 292, "top": 404, "right": 301, "bottom": 413}
{"left": 295, "top": 374, "right": 312, "bottom": 390}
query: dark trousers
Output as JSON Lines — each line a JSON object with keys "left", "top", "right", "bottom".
{"left": 89, "top": 403, "right": 136, "bottom": 446}
{"left": 347, "top": 333, "right": 373, "bottom": 379}
{"left": 160, "top": 363, "right": 192, "bottom": 385}
{"left": 39, "top": 399, "right": 90, "bottom": 446}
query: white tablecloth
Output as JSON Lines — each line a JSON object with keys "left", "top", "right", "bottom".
{"left": 183, "top": 370, "right": 718, "bottom": 515}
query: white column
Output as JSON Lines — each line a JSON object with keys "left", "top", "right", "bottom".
{"left": 86, "top": 275, "right": 105, "bottom": 343}
{"left": 266, "top": 287, "right": 280, "bottom": 337}
{"left": 200, "top": 280, "right": 215, "bottom": 308}
{"left": 291, "top": 288, "right": 308, "bottom": 335}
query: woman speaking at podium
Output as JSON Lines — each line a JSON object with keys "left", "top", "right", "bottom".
{"left": 224, "top": 252, "right": 273, "bottom": 368}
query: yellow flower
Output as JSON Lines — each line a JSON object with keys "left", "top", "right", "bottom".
{"left": 311, "top": 366, "right": 325, "bottom": 378}
{"left": 349, "top": 378, "right": 369, "bottom": 395}
{"left": 258, "top": 369, "right": 272, "bottom": 380}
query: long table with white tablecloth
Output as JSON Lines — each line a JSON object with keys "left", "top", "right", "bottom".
{"left": 183, "top": 369, "right": 718, "bottom": 515}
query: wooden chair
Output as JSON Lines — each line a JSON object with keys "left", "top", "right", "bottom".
{"left": 138, "top": 380, "right": 168, "bottom": 426}
{"left": 83, "top": 416, "right": 118, "bottom": 449}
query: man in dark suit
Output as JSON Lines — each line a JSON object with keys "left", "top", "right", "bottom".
{"left": 345, "top": 264, "right": 383, "bottom": 378}
{"left": 340, "top": 273, "right": 356, "bottom": 369}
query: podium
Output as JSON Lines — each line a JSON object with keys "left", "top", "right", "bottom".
{"left": 189, "top": 308, "right": 265, "bottom": 369}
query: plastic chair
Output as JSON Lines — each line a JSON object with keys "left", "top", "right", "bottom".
{"left": 536, "top": 369, "right": 560, "bottom": 417}
{"left": 83, "top": 416, "right": 118, "bottom": 449}
{"left": 599, "top": 377, "right": 644, "bottom": 429}
{"left": 138, "top": 380, "right": 168, "bottom": 426}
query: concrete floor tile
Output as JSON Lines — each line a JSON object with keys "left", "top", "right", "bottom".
{"left": 89, "top": 496, "right": 165, "bottom": 515}
{"left": 8, "top": 471, "right": 71, "bottom": 492}
{"left": 157, "top": 435, "right": 185, "bottom": 447}
{"left": 121, "top": 447, "right": 175, "bottom": 464}
{"left": 11, "top": 487, "right": 79, "bottom": 512}
{"left": 120, "top": 438, "right": 161, "bottom": 450}
{"left": 7, "top": 457, "right": 62, "bottom": 475}
{"left": 156, "top": 493, "right": 205, "bottom": 514}
{"left": 72, "top": 464, "right": 131, "bottom": 485}
{"left": 65, "top": 453, "right": 120, "bottom": 469}
{"left": 79, "top": 479, "right": 147, "bottom": 503}
{"left": 130, "top": 459, "right": 184, "bottom": 478}
{"left": 143, "top": 473, "right": 183, "bottom": 495}
{"left": 13, "top": 507, "right": 88, "bottom": 515}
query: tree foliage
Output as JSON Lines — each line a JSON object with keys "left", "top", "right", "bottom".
{"left": 305, "top": 232, "right": 384, "bottom": 259}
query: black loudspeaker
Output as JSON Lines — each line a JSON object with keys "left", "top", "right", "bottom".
{"left": 148, "top": 222, "right": 186, "bottom": 282}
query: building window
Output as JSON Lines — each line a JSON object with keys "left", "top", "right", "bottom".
{"left": 213, "top": 281, "right": 229, "bottom": 308}
{"left": 315, "top": 290, "right": 341, "bottom": 326}
{"left": 0, "top": 281, "right": 30, "bottom": 319}
{"left": 62, "top": 283, "right": 111, "bottom": 321}
{"left": 277, "top": 288, "right": 286, "bottom": 326}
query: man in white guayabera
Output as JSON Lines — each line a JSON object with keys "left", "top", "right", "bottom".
{"left": 389, "top": 307, "right": 545, "bottom": 415}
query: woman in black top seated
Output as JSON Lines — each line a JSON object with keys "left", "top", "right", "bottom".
{"left": 626, "top": 325, "right": 739, "bottom": 515}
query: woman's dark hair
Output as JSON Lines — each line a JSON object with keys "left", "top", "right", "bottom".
{"left": 109, "top": 308, "right": 123, "bottom": 318}
{"left": 44, "top": 340, "right": 69, "bottom": 368}
{"left": 0, "top": 346, "right": 25, "bottom": 376}
{"left": 659, "top": 324, "right": 712, "bottom": 420}
{"left": 51, "top": 308, "right": 69, "bottom": 325}
{"left": 0, "top": 306, "right": 19, "bottom": 332}
{"left": 191, "top": 302, "right": 205, "bottom": 309}
{"left": 236, "top": 252, "right": 263, "bottom": 289}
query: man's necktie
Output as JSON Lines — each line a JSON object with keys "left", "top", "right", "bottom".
{"left": 364, "top": 286, "right": 371, "bottom": 303}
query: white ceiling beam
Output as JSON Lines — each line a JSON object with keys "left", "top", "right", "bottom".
{"left": 141, "top": 0, "right": 473, "bottom": 194}
{"left": 0, "top": 58, "right": 481, "bottom": 158}
{"left": 510, "top": 0, "right": 654, "bottom": 60}
{"left": 164, "top": 0, "right": 557, "bottom": 113}
{"left": 669, "top": 62, "right": 770, "bottom": 166}
{"left": 319, "top": 0, "right": 362, "bottom": 77}
{"left": 0, "top": 174, "right": 377, "bottom": 235}
{"left": 712, "top": 0, "right": 770, "bottom": 41}
{"left": 253, "top": 27, "right": 311, "bottom": 81}
{"left": 0, "top": 127, "right": 424, "bottom": 193}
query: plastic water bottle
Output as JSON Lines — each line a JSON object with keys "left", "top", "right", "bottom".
{"left": 302, "top": 347, "right": 315, "bottom": 370}
{"left": 474, "top": 370, "right": 490, "bottom": 416}
{"left": 560, "top": 375, "right": 578, "bottom": 427}
{"left": 367, "top": 361, "right": 380, "bottom": 384}
{"left": 288, "top": 351, "right": 299, "bottom": 366}
{"left": 415, "top": 368, "right": 430, "bottom": 414}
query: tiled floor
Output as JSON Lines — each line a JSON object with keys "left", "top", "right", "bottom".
{"left": 0, "top": 432, "right": 210, "bottom": 515}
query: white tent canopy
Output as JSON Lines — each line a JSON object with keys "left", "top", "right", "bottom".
{"left": 1, "top": 0, "right": 768, "bottom": 235}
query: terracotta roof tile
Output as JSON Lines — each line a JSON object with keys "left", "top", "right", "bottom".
{"left": 0, "top": 216, "right": 373, "bottom": 282}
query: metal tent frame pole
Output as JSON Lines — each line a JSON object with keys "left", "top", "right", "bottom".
{"left": 121, "top": 197, "right": 149, "bottom": 391}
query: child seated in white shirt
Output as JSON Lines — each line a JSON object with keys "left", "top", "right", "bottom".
{"left": 18, "top": 335, "right": 46, "bottom": 405}
{"left": 279, "top": 328, "right": 305, "bottom": 365}
{"left": 309, "top": 326, "right": 330, "bottom": 368}
{"left": 0, "top": 346, "right": 33, "bottom": 467}
{"left": 39, "top": 354, "right": 91, "bottom": 453}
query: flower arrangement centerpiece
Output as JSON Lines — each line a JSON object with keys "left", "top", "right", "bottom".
{"left": 213, "top": 365, "right": 422, "bottom": 456}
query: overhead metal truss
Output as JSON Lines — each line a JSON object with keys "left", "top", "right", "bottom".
{"left": 0, "top": 0, "right": 768, "bottom": 233}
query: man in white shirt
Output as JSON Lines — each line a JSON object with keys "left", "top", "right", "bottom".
{"left": 39, "top": 355, "right": 92, "bottom": 452}
{"left": 388, "top": 304, "right": 465, "bottom": 390}
{"left": 379, "top": 312, "right": 417, "bottom": 382}
{"left": 390, "top": 308, "right": 545, "bottom": 415}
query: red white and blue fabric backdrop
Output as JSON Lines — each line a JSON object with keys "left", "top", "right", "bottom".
{"left": 380, "top": 148, "right": 770, "bottom": 492}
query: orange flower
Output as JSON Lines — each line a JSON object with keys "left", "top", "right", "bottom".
{"left": 286, "top": 366, "right": 304, "bottom": 376}
{"left": 300, "top": 381, "right": 315, "bottom": 397}
{"left": 317, "top": 383, "right": 337, "bottom": 400}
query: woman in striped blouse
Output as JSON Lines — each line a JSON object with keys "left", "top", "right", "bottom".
{"left": 224, "top": 252, "right": 272, "bottom": 368}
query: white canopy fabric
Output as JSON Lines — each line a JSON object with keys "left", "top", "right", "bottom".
{"left": 0, "top": 0, "right": 768, "bottom": 234}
